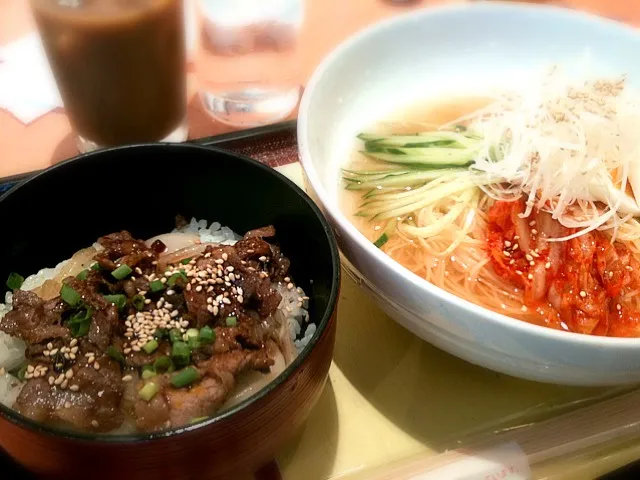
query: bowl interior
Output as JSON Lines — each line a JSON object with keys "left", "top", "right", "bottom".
{"left": 302, "top": 2, "right": 640, "bottom": 205}
{"left": 0, "top": 143, "right": 339, "bottom": 438}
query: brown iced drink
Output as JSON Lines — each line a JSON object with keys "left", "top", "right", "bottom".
{"left": 30, "top": 0, "right": 187, "bottom": 147}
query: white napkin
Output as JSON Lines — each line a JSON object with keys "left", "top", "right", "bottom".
{"left": 0, "top": 33, "right": 63, "bottom": 124}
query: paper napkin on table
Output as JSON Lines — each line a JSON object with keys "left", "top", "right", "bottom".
{"left": 0, "top": 32, "right": 63, "bottom": 124}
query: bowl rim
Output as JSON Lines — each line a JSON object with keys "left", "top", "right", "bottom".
{"left": 0, "top": 142, "right": 341, "bottom": 442}
{"left": 298, "top": 1, "right": 640, "bottom": 348}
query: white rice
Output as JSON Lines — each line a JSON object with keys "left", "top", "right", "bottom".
{"left": 0, "top": 219, "right": 315, "bottom": 408}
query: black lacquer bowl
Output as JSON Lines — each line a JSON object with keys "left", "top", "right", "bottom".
{"left": 0, "top": 144, "right": 340, "bottom": 479}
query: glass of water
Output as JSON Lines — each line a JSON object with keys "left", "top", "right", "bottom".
{"left": 195, "top": 0, "right": 304, "bottom": 127}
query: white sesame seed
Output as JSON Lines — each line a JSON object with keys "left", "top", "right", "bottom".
{"left": 91, "top": 420, "right": 99, "bottom": 428}
{"left": 229, "top": 273, "right": 236, "bottom": 281}
{"left": 166, "top": 289, "right": 175, "bottom": 296}
{"left": 284, "top": 277, "right": 291, "bottom": 283}
{"left": 529, "top": 220, "right": 536, "bottom": 226}
{"left": 503, "top": 250, "right": 511, "bottom": 257}
{"left": 49, "top": 348, "right": 58, "bottom": 356}
{"left": 196, "top": 286, "right": 203, "bottom": 292}
{"left": 65, "top": 369, "right": 74, "bottom": 379}
{"left": 124, "top": 348, "right": 131, "bottom": 354}
{"left": 545, "top": 262, "right": 551, "bottom": 269}
{"left": 70, "top": 339, "right": 78, "bottom": 347}
{"left": 122, "top": 375, "right": 133, "bottom": 382}
{"left": 207, "top": 305, "right": 214, "bottom": 313}
{"left": 48, "top": 376, "right": 55, "bottom": 385}
{"left": 525, "top": 254, "right": 533, "bottom": 262}
{"left": 527, "top": 274, "right": 534, "bottom": 280}
{"left": 579, "top": 291, "right": 587, "bottom": 298}
{"left": 215, "top": 259, "right": 224, "bottom": 265}
{"left": 47, "top": 342, "right": 53, "bottom": 350}
{"left": 516, "top": 270, "right": 523, "bottom": 275}
{"left": 529, "top": 261, "right": 535, "bottom": 266}
{"left": 617, "top": 304, "right": 622, "bottom": 311}
{"left": 213, "top": 306, "right": 219, "bottom": 316}
{"left": 27, "top": 365, "right": 34, "bottom": 373}
{"left": 222, "top": 298, "right": 231, "bottom": 305}
{"left": 160, "top": 277, "right": 167, "bottom": 284}
{"left": 258, "top": 256, "right": 267, "bottom": 262}
{"left": 237, "top": 295, "right": 244, "bottom": 303}
{"left": 287, "top": 283, "right": 294, "bottom": 290}
{"left": 94, "top": 363, "right": 100, "bottom": 371}
{"left": 521, "top": 305, "right": 528, "bottom": 312}
{"left": 222, "top": 253, "right": 228, "bottom": 261}
{"left": 70, "top": 385, "right": 79, "bottom": 392}
{"left": 54, "top": 375, "right": 64, "bottom": 385}
{"left": 71, "top": 346, "right": 79, "bottom": 354}
{"left": 512, "top": 244, "right": 519, "bottom": 251}
{"left": 531, "top": 229, "right": 538, "bottom": 235}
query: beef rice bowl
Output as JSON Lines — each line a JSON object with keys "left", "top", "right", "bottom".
{"left": 0, "top": 218, "right": 313, "bottom": 433}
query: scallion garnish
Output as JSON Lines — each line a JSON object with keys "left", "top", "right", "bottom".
{"left": 170, "top": 367, "right": 199, "bottom": 388}
{"left": 138, "top": 382, "right": 159, "bottom": 401}
{"left": 199, "top": 326, "right": 215, "bottom": 344}
{"left": 6, "top": 272, "right": 24, "bottom": 291}
{"left": 225, "top": 316, "right": 238, "bottom": 327}
{"left": 142, "top": 339, "right": 159, "bottom": 355}
{"left": 153, "top": 355, "right": 172, "bottom": 373}
{"left": 111, "top": 264, "right": 132, "bottom": 280}
{"left": 167, "top": 271, "right": 188, "bottom": 287}
{"left": 186, "top": 328, "right": 200, "bottom": 349}
{"left": 171, "top": 341, "right": 191, "bottom": 367}
{"left": 76, "top": 270, "right": 89, "bottom": 281}
{"left": 141, "top": 365, "right": 156, "bottom": 380}
{"left": 169, "top": 328, "right": 183, "bottom": 344}
{"left": 60, "top": 284, "right": 81, "bottom": 307}
{"left": 181, "top": 257, "right": 192, "bottom": 265}
{"left": 90, "top": 263, "right": 102, "bottom": 271}
{"left": 16, "top": 364, "right": 27, "bottom": 381}
{"left": 149, "top": 280, "right": 165, "bottom": 293}
{"left": 106, "top": 346, "right": 126, "bottom": 365}
{"left": 373, "top": 233, "right": 389, "bottom": 248}
{"left": 132, "top": 294, "right": 145, "bottom": 311}
{"left": 153, "top": 328, "right": 168, "bottom": 340}
{"left": 67, "top": 307, "right": 93, "bottom": 337}
{"left": 103, "top": 294, "right": 127, "bottom": 311}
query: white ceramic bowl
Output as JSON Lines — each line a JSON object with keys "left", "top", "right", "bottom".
{"left": 298, "top": 2, "right": 640, "bottom": 386}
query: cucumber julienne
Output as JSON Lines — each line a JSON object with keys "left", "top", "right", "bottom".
{"left": 343, "top": 129, "right": 485, "bottom": 247}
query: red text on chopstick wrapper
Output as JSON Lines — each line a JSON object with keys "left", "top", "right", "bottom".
{"left": 410, "top": 441, "right": 532, "bottom": 480}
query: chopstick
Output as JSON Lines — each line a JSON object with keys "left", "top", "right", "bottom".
{"left": 345, "top": 389, "right": 640, "bottom": 480}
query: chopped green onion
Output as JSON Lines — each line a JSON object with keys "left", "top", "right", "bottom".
{"left": 185, "top": 328, "right": 200, "bottom": 349}
{"left": 67, "top": 307, "right": 93, "bottom": 337}
{"left": 170, "top": 367, "right": 199, "bottom": 388}
{"left": 103, "top": 294, "right": 127, "bottom": 311}
{"left": 171, "top": 341, "right": 191, "bottom": 367}
{"left": 225, "top": 316, "right": 237, "bottom": 327}
{"left": 138, "top": 381, "right": 159, "bottom": 401}
{"left": 16, "top": 364, "right": 27, "bottom": 381}
{"left": 153, "top": 355, "right": 172, "bottom": 373}
{"left": 111, "top": 264, "right": 132, "bottom": 280}
{"left": 60, "top": 284, "right": 81, "bottom": 307}
{"left": 167, "top": 271, "right": 188, "bottom": 287}
{"left": 373, "top": 233, "right": 389, "bottom": 248}
{"left": 141, "top": 365, "right": 156, "bottom": 380}
{"left": 153, "top": 328, "right": 168, "bottom": 340}
{"left": 76, "top": 270, "right": 89, "bottom": 281}
{"left": 90, "top": 263, "right": 102, "bottom": 271}
{"left": 186, "top": 328, "right": 199, "bottom": 340}
{"left": 199, "top": 326, "right": 215, "bottom": 344}
{"left": 6, "top": 272, "right": 24, "bottom": 291}
{"left": 106, "top": 346, "right": 126, "bottom": 365}
{"left": 132, "top": 294, "right": 145, "bottom": 311}
{"left": 142, "top": 339, "right": 159, "bottom": 355}
{"left": 169, "top": 329, "right": 183, "bottom": 344}
{"left": 149, "top": 280, "right": 165, "bottom": 293}
{"left": 181, "top": 257, "right": 192, "bottom": 265}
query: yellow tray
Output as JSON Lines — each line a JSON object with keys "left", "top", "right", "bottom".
{"left": 274, "top": 163, "right": 640, "bottom": 480}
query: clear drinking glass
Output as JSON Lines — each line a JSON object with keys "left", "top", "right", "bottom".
{"left": 30, "top": 0, "right": 188, "bottom": 153}
{"left": 195, "top": 0, "right": 304, "bottom": 127}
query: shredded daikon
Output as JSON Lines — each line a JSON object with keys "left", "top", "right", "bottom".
{"left": 456, "top": 67, "right": 640, "bottom": 241}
